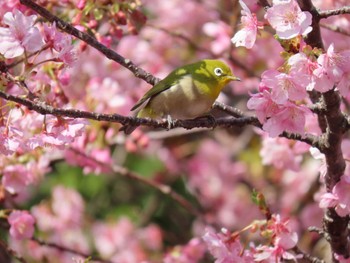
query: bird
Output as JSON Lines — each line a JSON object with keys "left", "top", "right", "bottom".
{"left": 123, "top": 59, "right": 240, "bottom": 134}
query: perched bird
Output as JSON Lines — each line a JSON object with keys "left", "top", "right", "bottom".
{"left": 123, "top": 59, "right": 240, "bottom": 134}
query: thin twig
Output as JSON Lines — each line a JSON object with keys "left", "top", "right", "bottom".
{"left": 149, "top": 25, "right": 259, "bottom": 77}
{"left": 320, "top": 23, "right": 350, "bottom": 37}
{"left": 293, "top": 246, "right": 326, "bottom": 263}
{"left": 257, "top": 0, "right": 271, "bottom": 8}
{"left": 0, "top": 239, "right": 27, "bottom": 263}
{"left": 213, "top": 101, "right": 246, "bottom": 118}
{"left": 19, "top": 0, "right": 158, "bottom": 86}
{"left": 31, "top": 237, "right": 112, "bottom": 263}
{"left": 319, "top": 6, "right": 350, "bottom": 19}
{"left": 68, "top": 147, "right": 206, "bottom": 220}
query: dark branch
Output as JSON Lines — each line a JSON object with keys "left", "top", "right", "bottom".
{"left": 32, "top": 237, "right": 112, "bottom": 263}
{"left": 319, "top": 6, "right": 350, "bottom": 19}
{"left": 68, "top": 147, "right": 206, "bottom": 220}
{"left": 257, "top": 0, "right": 271, "bottom": 8}
{"left": 0, "top": 239, "right": 27, "bottom": 263}
{"left": 296, "top": 2, "right": 350, "bottom": 260}
{"left": 19, "top": 0, "right": 158, "bottom": 86}
{"left": 297, "top": 0, "right": 324, "bottom": 49}
{"left": 0, "top": 89, "right": 321, "bottom": 147}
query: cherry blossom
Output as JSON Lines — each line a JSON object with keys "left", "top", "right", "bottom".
{"left": 2, "top": 164, "right": 33, "bottom": 195}
{"left": 0, "top": 126, "right": 21, "bottom": 155}
{"left": 312, "top": 43, "right": 350, "bottom": 93}
{"left": 43, "top": 23, "right": 77, "bottom": 66}
{"left": 260, "top": 69, "right": 308, "bottom": 104}
{"left": 42, "top": 117, "right": 87, "bottom": 149}
{"left": 260, "top": 137, "right": 303, "bottom": 171}
{"left": 202, "top": 228, "right": 253, "bottom": 262}
{"left": 253, "top": 214, "right": 300, "bottom": 262}
{"left": 203, "top": 21, "right": 231, "bottom": 55}
{"left": 164, "top": 238, "right": 206, "bottom": 263}
{"left": 265, "top": 0, "right": 312, "bottom": 39}
{"left": 319, "top": 175, "right": 350, "bottom": 217}
{"left": 8, "top": 210, "right": 35, "bottom": 240}
{"left": 1, "top": 0, "right": 350, "bottom": 262}
{"left": 0, "top": 9, "right": 43, "bottom": 58}
{"left": 247, "top": 87, "right": 280, "bottom": 123}
{"left": 335, "top": 253, "right": 350, "bottom": 263}
{"left": 231, "top": 0, "right": 263, "bottom": 49}
{"left": 262, "top": 102, "right": 310, "bottom": 137}
{"left": 288, "top": 52, "right": 317, "bottom": 91}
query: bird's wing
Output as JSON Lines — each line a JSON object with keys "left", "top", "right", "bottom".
{"left": 130, "top": 68, "right": 190, "bottom": 111}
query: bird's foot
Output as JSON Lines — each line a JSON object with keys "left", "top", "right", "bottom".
{"left": 166, "top": 115, "right": 175, "bottom": 130}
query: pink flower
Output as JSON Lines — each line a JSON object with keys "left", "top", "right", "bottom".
{"left": 254, "top": 242, "right": 299, "bottom": 262}
{"left": 64, "top": 146, "right": 112, "bottom": 175}
{"left": 317, "top": 44, "right": 350, "bottom": 81}
{"left": 42, "top": 117, "right": 87, "bottom": 149}
{"left": 0, "top": 9, "right": 43, "bottom": 58}
{"left": 265, "top": 0, "right": 312, "bottom": 39}
{"left": 164, "top": 238, "right": 206, "bottom": 263}
{"left": 288, "top": 52, "right": 317, "bottom": 91}
{"left": 51, "top": 186, "right": 85, "bottom": 227}
{"left": 261, "top": 69, "right": 308, "bottom": 104}
{"left": 319, "top": 175, "right": 350, "bottom": 217}
{"left": 203, "top": 22, "right": 231, "bottom": 54}
{"left": 260, "top": 137, "right": 302, "bottom": 171}
{"left": 247, "top": 87, "right": 280, "bottom": 123}
{"left": 8, "top": 210, "right": 35, "bottom": 240}
{"left": 312, "top": 44, "right": 350, "bottom": 93}
{"left": 254, "top": 214, "right": 300, "bottom": 262}
{"left": 2, "top": 164, "right": 33, "bottom": 195}
{"left": 0, "top": 126, "right": 21, "bottom": 155}
{"left": 43, "top": 23, "right": 77, "bottom": 66}
{"left": 268, "top": 214, "right": 294, "bottom": 236}
{"left": 263, "top": 102, "right": 310, "bottom": 137}
{"left": 337, "top": 71, "right": 350, "bottom": 97}
{"left": 335, "top": 254, "right": 350, "bottom": 263}
{"left": 202, "top": 228, "right": 254, "bottom": 262}
{"left": 231, "top": 0, "right": 262, "bottom": 49}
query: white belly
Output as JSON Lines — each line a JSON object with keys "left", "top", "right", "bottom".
{"left": 147, "top": 75, "right": 214, "bottom": 119}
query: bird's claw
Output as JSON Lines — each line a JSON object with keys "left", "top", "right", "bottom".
{"left": 194, "top": 115, "right": 217, "bottom": 129}
{"left": 166, "top": 115, "right": 175, "bottom": 130}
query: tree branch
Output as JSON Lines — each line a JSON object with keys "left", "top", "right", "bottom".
{"left": 297, "top": 0, "right": 324, "bottom": 49}
{"left": 19, "top": 0, "right": 158, "bottom": 86}
{"left": 0, "top": 239, "right": 27, "bottom": 263}
{"left": 31, "top": 237, "right": 112, "bottom": 263}
{"left": 319, "top": 6, "right": 350, "bottom": 19}
{"left": 68, "top": 147, "right": 206, "bottom": 221}
{"left": 320, "top": 23, "right": 350, "bottom": 37}
{"left": 296, "top": 1, "right": 350, "bottom": 260}
{"left": 0, "top": 89, "right": 321, "bottom": 148}
{"left": 257, "top": 0, "right": 271, "bottom": 8}
{"left": 293, "top": 246, "right": 325, "bottom": 263}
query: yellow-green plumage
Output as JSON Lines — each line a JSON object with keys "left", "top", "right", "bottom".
{"left": 124, "top": 59, "right": 240, "bottom": 134}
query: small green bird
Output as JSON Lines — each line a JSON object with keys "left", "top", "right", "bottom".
{"left": 123, "top": 59, "right": 240, "bottom": 134}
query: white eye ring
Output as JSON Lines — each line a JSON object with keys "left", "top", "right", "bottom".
{"left": 214, "top": 67, "right": 223, "bottom": 76}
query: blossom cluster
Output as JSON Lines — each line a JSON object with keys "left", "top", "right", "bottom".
{"left": 202, "top": 214, "right": 300, "bottom": 262}
{"left": 247, "top": 42, "right": 350, "bottom": 137}
{"left": 0, "top": 0, "right": 350, "bottom": 262}
{"left": 233, "top": 0, "right": 350, "bottom": 137}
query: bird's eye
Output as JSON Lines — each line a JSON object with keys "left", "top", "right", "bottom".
{"left": 214, "top": 67, "right": 223, "bottom": 76}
